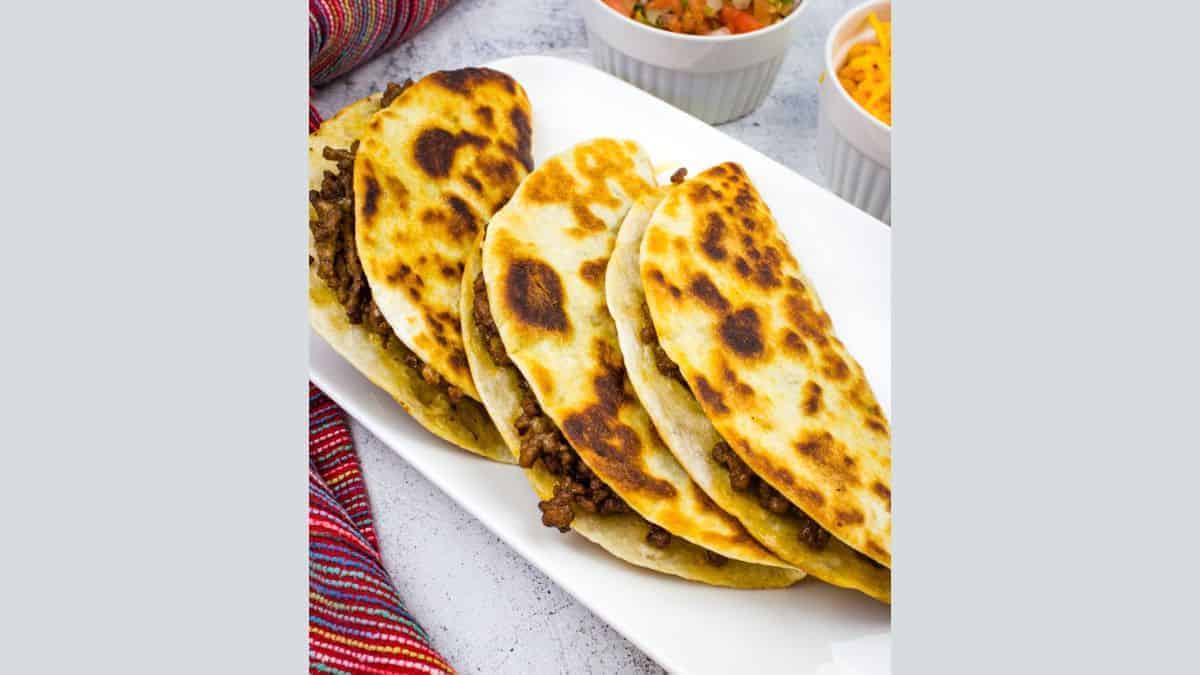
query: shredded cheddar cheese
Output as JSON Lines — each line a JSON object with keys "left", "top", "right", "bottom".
{"left": 836, "top": 12, "right": 891, "bottom": 126}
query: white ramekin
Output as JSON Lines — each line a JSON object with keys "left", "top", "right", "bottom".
{"left": 817, "top": 0, "right": 891, "bottom": 223}
{"left": 578, "top": 0, "right": 811, "bottom": 124}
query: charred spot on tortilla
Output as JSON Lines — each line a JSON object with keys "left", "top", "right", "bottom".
{"left": 835, "top": 508, "right": 866, "bottom": 526}
{"left": 873, "top": 481, "right": 891, "bottom": 504}
{"left": 505, "top": 258, "right": 569, "bottom": 332}
{"left": 524, "top": 159, "right": 576, "bottom": 203}
{"left": 689, "top": 274, "right": 730, "bottom": 312}
{"left": 508, "top": 107, "right": 533, "bottom": 172}
{"left": 463, "top": 173, "right": 483, "bottom": 193}
{"left": 579, "top": 258, "right": 608, "bottom": 287}
{"left": 802, "top": 381, "right": 823, "bottom": 416}
{"left": 719, "top": 307, "right": 765, "bottom": 358}
{"left": 700, "top": 212, "right": 727, "bottom": 261}
{"left": 689, "top": 182, "right": 722, "bottom": 204}
{"left": 694, "top": 376, "right": 729, "bottom": 415}
{"left": 561, "top": 408, "right": 677, "bottom": 499}
{"left": 474, "top": 106, "right": 495, "bottom": 128}
{"left": 444, "top": 195, "right": 479, "bottom": 240}
{"left": 865, "top": 416, "right": 889, "bottom": 434}
{"left": 361, "top": 174, "right": 381, "bottom": 219}
{"left": 383, "top": 175, "right": 410, "bottom": 210}
{"left": 670, "top": 167, "right": 688, "bottom": 184}
{"left": 751, "top": 246, "right": 783, "bottom": 288}
{"left": 786, "top": 294, "right": 831, "bottom": 347}
{"left": 734, "top": 188, "right": 754, "bottom": 210}
{"left": 795, "top": 430, "right": 860, "bottom": 486}
{"left": 734, "top": 257, "right": 752, "bottom": 278}
{"left": 430, "top": 67, "right": 516, "bottom": 96}
{"left": 822, "top": 354, "right": 851, "bottom": 381}
{"left": 386, "top": 263, "right": 412, "bottom": 283}
{"left": 477, "top": 156, "right": 519, "bottom": 191}
{"left": 414, "top": 128, "right": 488, "bottom": 178}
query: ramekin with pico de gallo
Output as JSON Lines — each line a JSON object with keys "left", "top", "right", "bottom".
{"left": 578, "top": 0, "right": 811, "bottom": 124}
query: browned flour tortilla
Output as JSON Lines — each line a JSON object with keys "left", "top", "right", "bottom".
{"left": 462, "top": 244, "right": 799, "bottom": 587}
{"left": 356, "top": 68, "right": 533, "bottom": 402}
{"left": 609, "top": 190, "right": 890, "bottom": 601}
{"left": 640, "top": 162, "right": 892, "bottom": 567}
{"left": 308, "top": 81, "right": 511, "bottom": 463}
{"left": 478, "top": 139, "right": 801, "bottom": 582}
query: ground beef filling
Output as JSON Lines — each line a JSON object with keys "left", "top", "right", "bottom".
{"left": 711, "top": 441, "right": 833, "bottom": 551}
{"left": 639, "top": 303, "right": 687, "bottom": 385}
{"left": 309, "top": 95, "right": 463, "bottom": 404}
{"left": 473, "top": 273, "right": 632, "bottom": 531}
{"left": 380, "top": 79, "right": 413, "bottom": 108}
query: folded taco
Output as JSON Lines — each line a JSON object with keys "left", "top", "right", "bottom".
{"left": 609, "top": 168, "right": 890, "bottom": 601}
{"left": 309, "top": 68, "right": 532, "bottom": 463}
{"left": 465, "top": 139, "right": 803, "bottom": 587}
{"left": 638, "top": 162, "right": 893, "bottom": 575}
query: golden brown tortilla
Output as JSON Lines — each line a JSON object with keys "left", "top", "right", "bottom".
{"left": 481, "top": 140, "right": 800, "bottom": 574}
{"left": 309, "top": 92, "right": 511, "bottom": 463}
{"left": 640, "top": 162, "right": 892, "bottom": 566}
{"left": 610, "top": 192, "right": 889, "bottom": 601}
{"left": 462, "top": 244, "right": 799, "bottom": 587}
{"left": 355, "top": 68, "right": 533, "bottom": 401}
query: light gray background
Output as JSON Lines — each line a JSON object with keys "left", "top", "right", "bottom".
{"left": 312, "top": 0, "right": 857, "bottom": 671}
{"left": 8, "top": 1, "right": 1198, "bottom": 674}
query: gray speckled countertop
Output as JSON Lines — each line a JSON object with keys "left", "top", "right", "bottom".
{"left": 314, "top": 1, "right": 858, "bottom": 671}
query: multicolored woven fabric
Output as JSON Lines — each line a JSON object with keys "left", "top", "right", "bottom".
{"left": 309, "top": 383, "right": 455, "bottom": 674}
{"left": 310, "top": 0, "right": 458, "bottom": 85}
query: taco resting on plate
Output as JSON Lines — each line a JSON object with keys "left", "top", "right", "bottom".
{"left": 309, "top": 68, "right": 532, "bottom": 463}
{"left": 638, "top": 162, "right": 893, "bottom": 573}
{"left": 609, "top": 167, "right": 890, "bottom": 601}
{"left": 465, "top": 139, "right": 803, "bottom": 587}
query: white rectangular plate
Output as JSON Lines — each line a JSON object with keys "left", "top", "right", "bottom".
{"left": 311, "top": 55, "right": 890, "bottom": 675}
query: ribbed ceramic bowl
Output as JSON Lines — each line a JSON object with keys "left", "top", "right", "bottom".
{"left": 817, "top": 0, "right": 891, "bottom": 223}
{"left": 578, "top": 1, "right": 811, "bottom": 124}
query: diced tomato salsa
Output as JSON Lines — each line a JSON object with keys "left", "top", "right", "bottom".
{"left": 603, "top": 0, "right": 798, "bottom": 36}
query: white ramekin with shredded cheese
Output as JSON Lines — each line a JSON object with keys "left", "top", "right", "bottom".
{"left": 817, "top": 0, "right": 891, "bottom": 223}
{"left": 577, "top": 0, "right": 811, "bottom": 124}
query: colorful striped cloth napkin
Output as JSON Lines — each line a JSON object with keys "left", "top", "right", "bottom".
{"left": 310, "top": 5, "right": 462, "bottom": 670}
{"left": 309, "top": 384, "right": 455, "bottom": 674}
{"left": 310, "top": 0, "right": 458, "bottom": 85}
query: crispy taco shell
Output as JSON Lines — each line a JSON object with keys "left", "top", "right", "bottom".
{"left": 640, "top": 163, "right": 892, "bottom": 566}
{"left": 463, "top": 244, "right": 799, "bottom": 587}
{"left": 309, "top": 91, "right": 511, "bottom": 463}
{"left": 609, "top": 192, "right": 889, "bottom": 601}
{"left": 480, "top": 139, "right": 801, "bottom": 578}
{"left": 355, "top": 68, "right": 534, "bottom": 402}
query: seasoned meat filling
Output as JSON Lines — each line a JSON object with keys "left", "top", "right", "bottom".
{"left": 639, "top": 303, "right": 687, "bottom": 385}
{"left": 704, "top": 550, "right": 729, "bottom": 567}
{"left": 472, "top": 273, "right": 511, "bottom": 367}
{"left": 474, "top": 253, "right": 726, "bottom": 565}
{"left": 712, "top": 441, "right": 832, "bottom": 551}
{"left": 646, "top": 523, "right": 672, "bottom": 549}
{"left": 670, "top": 167, "right": 688, "bottom": 184}
{"left": 309, "top": 94, "right": 462, "bottom": 404}
{"left": 380, "top": 78, "right": 413, "bottom": 108}
{"left": 475, "top": 272, "right": 630, "bottom": 529}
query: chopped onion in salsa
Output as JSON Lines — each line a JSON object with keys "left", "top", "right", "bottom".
{"left": 603, "top": 0, "right": 798, "bottom": 36}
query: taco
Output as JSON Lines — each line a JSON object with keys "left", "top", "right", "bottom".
{"left": 608, "top": 177, "right": 889, "bottom": 601}
{"left": 468, "top": 139, "right": 802, "bottom": 587}
{"left": 308, "top": 70, "right": 528, "bottom": 463}
{"left": 355, "top": 68, "right": 533, "bottom": 403}
{"left": 639, "top": 162, "right": 893, "bottom": 568}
